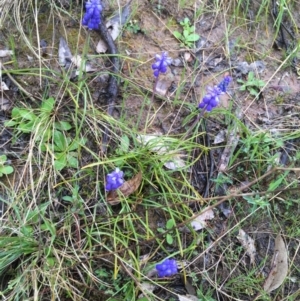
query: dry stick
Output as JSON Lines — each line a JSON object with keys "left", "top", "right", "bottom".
{"left": 97, "top": 21, "right": 120, "bottom": 153}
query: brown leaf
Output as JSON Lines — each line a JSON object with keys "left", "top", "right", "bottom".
{"left": 190, "top": 208, "right": 214, "bottom": 231}
{"left": 263, "top": 234, "right": 288, "bottom": 293}
{"left": 107, "top": 171, "right": 142, "bottom": 205}
{"left": 237, "top": 229, "right": 256, "bottom": 264}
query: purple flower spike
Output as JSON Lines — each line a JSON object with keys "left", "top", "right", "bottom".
{"left": 82, "top": 0, "right": 102, "bottom": 30}
{"left": 152, "top": 52, "right": 172, "bottom": 78}
{"left": 218, "top": 75, "right": 232, "bottom": 92}
{"left": 156, "top": 259, "right": 178, "bottom": 278}
{"left": 198, "top": 75, "right": 232, "bottom": 112}
{"left": 105, "top": 168, "right": 124, "bottom": 191}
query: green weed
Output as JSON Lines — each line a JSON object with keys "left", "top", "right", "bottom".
{"left": 0, "top": 155, "right": 14, "bottom": 177}
{"left": 237, "top": 71, "right": 265, "bottom": 97}
{"left": 173, "top": 17, "right": 200, "bottom": 48}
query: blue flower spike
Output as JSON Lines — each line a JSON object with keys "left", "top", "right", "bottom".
{"left": 105, "top": 168, "right": 124, "bottom": 191}
{"left": 156, "top": 259, "right": 178, "bottom": 278}
{"left": 198, "top": 75, "right": 232, "bottom": 112}
{"left": 152, "top": 52, "right": 172, "bottom": 78}
{"left": 82, "top": 0, "right": 103, "bottom": 30}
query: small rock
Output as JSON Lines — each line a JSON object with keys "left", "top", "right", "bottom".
{"left": 172, "top": 58, "right": 183, "bottom": 67}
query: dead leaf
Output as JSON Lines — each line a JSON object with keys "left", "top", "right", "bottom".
{"left": 107, "top": 171, "right": 142, "bottom": 205}
{"left": 184, "top": 52, "right": 193, "bottom": 63}
{"left": 58, "top": 37, "right": 72, "bottom": 68}
{"left": 155, "top": 79, "right": 171, "bottom": 96}
{"left": 213, "top": 130, "right": 226, "bottom": 144}
{"left": 0, "top": 50, "right": 13, "bottom": 57}
{"left": 237, "top": 229, "right": 256, "bottom": 264}
{"left": 190, "top": 208, "right": 214, "bottom": 231}
{"left": 138, "top": 282, "right": 155, "bottom": 298}
{"left": 0, "top": 81, "right": 9, "bottom": 91}
{"left": 136, "top": 133, "right": 167, "bottom": 154}
{"left": 263, "top": 234, "right": 288, "bottom": 293}
{"left": 96, "top": 40, "right": 108, "bottom": 53}
{"left": 164, "top": 155, "right": 186, "bottom": 170}
{"left": 137, "top": 133, "right": 187, "bottom": 170}
{"left": 71, "top": 55, "right": 97, "bottom": 74}
{"left": 96, "top": 0, "right": 131, "bottom": 53}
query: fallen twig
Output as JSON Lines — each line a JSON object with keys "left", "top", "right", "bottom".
{"left": 97, "top": 21, "right": 120, "bottom": 153}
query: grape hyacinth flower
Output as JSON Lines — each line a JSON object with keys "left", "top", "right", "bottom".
{"left": 198, "top": 75, "right": 232, "bottom": 112}
{"left": 82, "top": 0, "right": 103, "bottom": 30}
{"left": 152, "top": 52, "right": 172, "bottom": 78}
{"left": 156, "top": 259, "right": 178, "bottom": 278}
{"left": 105, "top": 168, "right": 124, "bottom": 191}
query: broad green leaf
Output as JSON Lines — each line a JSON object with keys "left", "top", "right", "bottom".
{"left": 55, "top": 121, "right": 72, "bottom": 131}
{"left": 69, "top": 137, "right": 87, "bottom": 151}
{"left": 4, "top": 120, "right": 17, "bottom": 127}
{"left": 62, "top": 196, "right": 73, "bottom": 202}
{"left": 67, "top": 153, "right": 78, "bottom": 168}
{"left": 183, "top": 17, "right": 190, "bottom": 25}
{"left": 54, "top": 154, "right": 67, "bottom": 171}
{"left": 54, "top": 130, "right": 67, "bottom": 151}
{"left": 173, "top": 31, "right": 183, "bottom": 40}
{"left": 166, "top": 233, "right": 173, "bottom": 245}
{"left": 12, "top": 108, "right": 37, "bottom": 121}
{"left": 0, "top": 165, "right": 14, "bottom": 175}
{"left": 41, "top": 97, "right": 55, "bottom": 112}
{"left": 17, "top": 120, "right": 36, "bottom": 133}
{"left": 166, "top": 219, "right": 175, "bottom": 229}
{"left": 249, "top": 88, "right": 258, "bottom": 96}
{"left": 183, "top": 29, "right": 190, "bottom": 38}
{"left": 186, "top": 34, "right": 200, "bottom": 42}
{"left": 120, "top": 135, "right": 130, "bottom": 153}
{"left": 0, "top": 155, "right": 7, "bottom": 162}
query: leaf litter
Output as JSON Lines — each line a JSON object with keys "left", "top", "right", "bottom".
{"left": 263, "top": 234, "right": 288, "bottom": 293}
{"left": 237, "top": 229, "right": 256, "bottom": 265}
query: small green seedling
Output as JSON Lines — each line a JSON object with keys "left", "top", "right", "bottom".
{"left": 173, "top": 17, "right": 200, "bottom": 48}
{"left": 237, "top": 71, "right": 265, "bottom": 97}
{"left": 0, "top": 155, "right": 14, "bottom": 177}
{"left": 157, "top": 219, "right": 175, "bottom": 245}
{"left": 125, "top": 20, "right": 141, "bottom": 34}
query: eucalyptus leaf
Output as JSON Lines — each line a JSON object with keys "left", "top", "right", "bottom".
{"left": 263, "top": 234, "right": 288, "bottom": 293}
